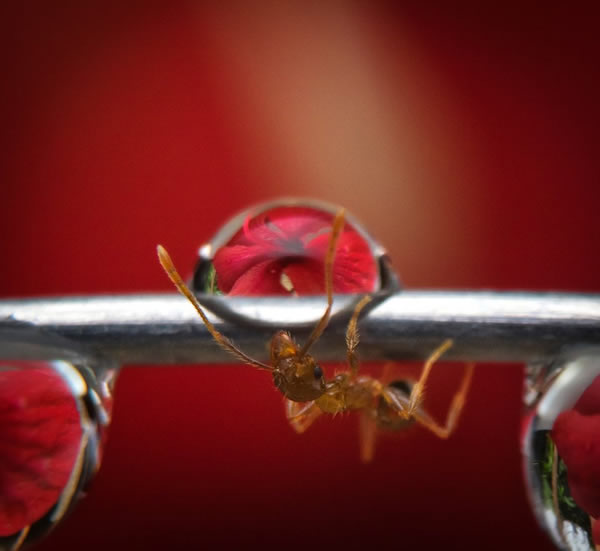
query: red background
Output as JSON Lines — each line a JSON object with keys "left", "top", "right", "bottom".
{"left": 2, "top": 4, "right": 599, "bottom": 550}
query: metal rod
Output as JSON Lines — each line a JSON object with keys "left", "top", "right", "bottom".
{"left": 1, "top": 291, "right": 599, "bottom": 365}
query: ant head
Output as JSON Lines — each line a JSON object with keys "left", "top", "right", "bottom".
{"left": 270, "top": 331, "right": 326, "bottom": 402}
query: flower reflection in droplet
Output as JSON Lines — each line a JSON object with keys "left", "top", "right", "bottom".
{"left": 0, "top": 360, "right": 112, "bottom": 549}
{"left": 211, "top": 206, "right": 378, "bottom": 295}
{"left": 552, "top": 375, "right": 600, "bottom": 549}
{"left": 523, "top": 362, "right": 600, "bottom": 551}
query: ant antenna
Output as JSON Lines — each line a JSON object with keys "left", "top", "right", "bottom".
{"left": 298, "top": 208, "right": 345, "bottom": 358}
{"left": 157, "top": 245, "right": 272, "bottom": 371}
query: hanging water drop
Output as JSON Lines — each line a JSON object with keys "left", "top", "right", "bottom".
{"left": 522, "top": 353, "right": 600, "bottom": 551}
{"left": 0, "top": 357, "right": 116, "bottom": 550}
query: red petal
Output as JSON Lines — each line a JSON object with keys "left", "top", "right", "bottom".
{"left": 213, "top": 244, "right": 274, "bottom": 293}
{"left": 213, "top": 206, "right": 378, "bottom": 295}
{"left": 282, "top": 260, "right": 325, "bottom": 294}
{"left": 552, "top": 409, "right": 600, "bottom": 517}
{"left": 241, "top": 207, "right": 333, "bottom": 246}
{"left": 592, "top": 516, "right": 600, "bottom": 546}
{"left": 307, "top": 228, "right": 378, "bottom": 293}
{"left": 0, "top": 364, "right": 82, "bottom": 535}
{"left": 574, "top": 375, "right": 600, "bottom": 415}
{"left": 229, "top": 259, "right": 289, "bottom": 295}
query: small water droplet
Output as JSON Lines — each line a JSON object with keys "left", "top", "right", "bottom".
{"left": 522, "top": 353, "right": 600, "bottom": 550}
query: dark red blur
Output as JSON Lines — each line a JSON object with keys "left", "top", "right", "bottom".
{"left": 2, "top": 4, "right": 599, "bottom": 551}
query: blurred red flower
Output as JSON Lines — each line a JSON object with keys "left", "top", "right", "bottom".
{"left": 0, "top": 364, "right": 82, "bottom": 536}
{"left": 212, "top": 206, "right": 378, "bottom": 295}
{"left": 552, "top": 375, "right": 600, "bottom": 544}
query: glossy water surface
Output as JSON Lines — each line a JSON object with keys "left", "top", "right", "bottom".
{"left": 522, "top": 355, "right": 600, "bottom": 551}
{"left": 0, "top": 358, "right": 115, "bottom": 550}
{"left": 194, "top": 202, "right": 381, "bottom": 296}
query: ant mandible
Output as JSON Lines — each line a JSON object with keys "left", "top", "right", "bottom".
{"left": 157, "top": 209, "right": 474, "bottom": 461}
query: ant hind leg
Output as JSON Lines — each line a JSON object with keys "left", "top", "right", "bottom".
{"left": 404, "top": 339, "right": 453, "bottom": 418}
{"left": 412, "top": 362, "right": 475, "bottom": 439}
{"left": 359, "top": 411, "right": 377, "bottom": 463}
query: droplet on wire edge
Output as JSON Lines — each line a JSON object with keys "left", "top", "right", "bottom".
{"left": 0, "top": 358, "right": 116, "bottom": 550}
{"left": 193, "top": 201, "right": 383, "bottom": 297}
{"left": 522, "top": 357, "right": 600, "bottom": 551}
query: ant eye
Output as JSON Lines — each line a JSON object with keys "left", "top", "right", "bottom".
{"left": 313, "top": 365, "right": 323, "bottom": 379}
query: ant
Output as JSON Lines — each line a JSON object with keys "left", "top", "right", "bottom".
{"left": 157, "top": 209, "right": 474, "bottom": 461}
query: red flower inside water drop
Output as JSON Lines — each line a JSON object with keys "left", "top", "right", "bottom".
{"left": 212, "top": 206, "right": 378, "bottom": 295}
{"left": 593, "top": 517, "right": 600, "bottom": 548}
{"left": 552, "top": 374, "right": 600, "bottom": 544}
{"left": 0, "top": 364, "right": 83, "bottom": 536}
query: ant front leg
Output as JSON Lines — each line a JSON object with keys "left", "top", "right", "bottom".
{"left": 285, "top": 399, "right": 322, "bottom": 433}
{"left": 345, "top": 295, "right": 372, "bottom": 375}
{"left": 298, "top": 208, "right": 345, "bottom": 357}
{"left": 358, "top": 362, "right": 403, "bottom": 463}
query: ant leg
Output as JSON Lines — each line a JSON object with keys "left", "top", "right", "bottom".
{"left": 285, "top": 399, "right": 322, "bottom": 433}
{"left": 157, "top": 245, "right": 272, "bottom": 370}
{"left": 410, "top": 362, "right": 475, "bottom": 439}
{"left": 345, "top": 295, "right": 372, "bottom": 375}
{"left": 298, "top": 209, "right": 345, "bottom": 357}
{"left": 356, "top": 362, "right": 398, "bottom": 463}
{"left": 11, "top": 526, "right": 30, "bottom": 551}
{"left": 404, "top": 339, "right": 454, "bottom": 418}
{"left": 359, "top": 411, "right": 377, "bottom": 463}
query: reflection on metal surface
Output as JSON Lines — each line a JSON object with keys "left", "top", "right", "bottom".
{"left": 1, "top": 291, "right": 599, "bottom": 365}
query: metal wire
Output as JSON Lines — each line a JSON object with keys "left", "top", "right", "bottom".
{"left": 0, "top": 291, "right": 599, "bottom": 365}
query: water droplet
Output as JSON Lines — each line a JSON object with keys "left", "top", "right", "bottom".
{"left": 522, "top": 353, "right": 600, "bottom": 550}
{"left": 193, "top": 199, "right": 392, "bottom": 296}
{"left": 0, "top": 327, "right": 117, "bottom": 549}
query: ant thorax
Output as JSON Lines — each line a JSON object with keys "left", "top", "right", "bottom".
{"left": 316, "top": 373, "right": 382, "bottom": 415}
{"left": 270, "top": 331, "right": 326, "bottom": 402}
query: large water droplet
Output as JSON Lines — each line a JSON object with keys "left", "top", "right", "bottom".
{"left": 522, "top": 352, "right": 600, "bottom": 550}
{"left": 193, "top": 198, "right": 395, "bottom": 296}
{"left": 0, "top": 326, "right": 117, "bottom": 550}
